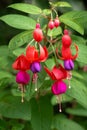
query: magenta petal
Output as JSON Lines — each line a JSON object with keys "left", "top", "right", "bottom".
{"left": 51, "top": 81, "right": 67, "bottom": 95}
{"left": 16, "top": 71, "right": 30, "bottom": 84}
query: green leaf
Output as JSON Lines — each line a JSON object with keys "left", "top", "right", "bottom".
{"left": 43, "top": 9, "right": 51, "bottom": 15}
{"left": 73, "top": 71, "right": 84, "bottom": 80}
{"left": 66, "top": 78, "right": 87, "bottom": 109}
{"left": 0, "top": 96, "right": 31, "bottom": 120}
{"left": 0, "top": 45, "right": 9, "bottom": 56}
{"left": 52, "top": 115, "right": 85, "bottom": 130}
{"left": 60, "top": 18, "right": 84, "bottom": 35}
{"left": 9, "top": 30, "right": 33, "bottom": 50}
{"left": 0, "top": 71, "right": 13, "bottom": 79}
{"left": 66, "top": 108, "right": 87, "bottom": 117}
{"left": 13, "top": 48, "right": 25, "bottom": 56}
{"left": 54, "top": 1, "right": 72, "bottom": 8}
{"left": 8, "top": 3, "right": 42, "bottom": 14}
{"left": 47, "top": 27, "right": 62, "bottom": 37}
{"left": 71, "top": 35, "right": 87, "bottom": 64}
{"left": 45, "top": 58, "right": 55, "bottom": 69}
{"left": 59, "top": 11, "right": 87, "bottom": 34}
{"left": 30, "top": 96, "right": 53, "bottom": 130}
{"left": 0, "top": 14, "right": 36, "bottom": 30}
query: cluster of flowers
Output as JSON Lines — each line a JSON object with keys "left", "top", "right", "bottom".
{"left": 12, "top": 18, "right": 78, "bottom": 111}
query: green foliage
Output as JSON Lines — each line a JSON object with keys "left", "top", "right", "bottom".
{"left": 9, "top": 30, "right": 33, "bottom": 50}
{"left": 0, "top": 14, "right": 36, "bottom": 30}
{"left": 54, "top": 1, "right": 72, "bottom": 7}
{"left": 30, "top": 96, "right": 53, "bottom": 130}
{"left": 66, "top": 78, "right": 87, "bottom": 109}
{"left": 8, "top": 3, "right": 42, "bottom": 14}
{"left": 51, "top": 115, "right": 85, "bottom": 130}
{"left": 60, "top": 11, "right": 87, "bottom": 34}
{"left": 0, "top": 96, "right": 31, "bottom": 120}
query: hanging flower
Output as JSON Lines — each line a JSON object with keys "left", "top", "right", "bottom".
{"left": 12, "top": 54, "right": 30, "bottom": 102}
{"left": 12, "top": 54, "right": 30, "bottom": 71}
{"left": 44, "top": 64, "right": 67, "bottom": 112}
{"left": 26, "top": 44, "right": 48, "bottom": 91}
{"left": 26, "top": 44, "right": 48, "bottom": 73}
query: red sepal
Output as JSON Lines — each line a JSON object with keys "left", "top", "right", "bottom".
{"left": 38, "top": 44, "right": 48, "bottom": 62}
{"left": 26, "top": 45, "right": 48, "bottom": 63}
{"left": 44, "top": 65, "right": 67, "bottom": 81}
{"left": 12, "top": 54, "right": 30, "bottom": 71}
{"left": 26, "top": 46, "right": 38, "bottom": 63}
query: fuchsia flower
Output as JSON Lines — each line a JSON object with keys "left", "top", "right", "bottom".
{"left": 12, "top": 54, "right": 30, "bottom": 102}
{"left": 26, "top": 44, "right": 48, "bottom": 91}
{"left": 26, "top": 44, "right": 48, "bottom": 73}
{"left": 44, "top": 65, "right": 67, "bottom": 112}
{"left": 44, "top": 65, "right": 67, "bottom": 95}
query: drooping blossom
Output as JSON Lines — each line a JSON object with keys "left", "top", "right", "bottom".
{"left": 26, "top": 44, "right": 48, "bottom": 91}
{"left": 12, "top": 54, "right": 30, "bottom": 102}
{"left": 26, "top": 44, "right": 48, "bottom": 73}
{"left": 44, "top": 65, "right": 67, "bottom": 112}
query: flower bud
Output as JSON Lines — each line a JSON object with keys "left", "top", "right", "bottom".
{"left": 48, "top": 20, "right": 54, "bottom": 30}
{"left": 54, "top": 18, "right": 60, "bottom": 28}
{"left": 33, "top": 24, "right": 43, "bottom": 42}
{"left": 62, "top": 30, "right": 72, "bottom": 48}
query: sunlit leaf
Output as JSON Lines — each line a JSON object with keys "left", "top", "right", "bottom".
{"left": 0, "top": 14, "right": 36, "bottom": 30}
{"left": 8, "top": 3, "right": 42, "bottom": 14}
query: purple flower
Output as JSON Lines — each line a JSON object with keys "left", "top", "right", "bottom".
{"left": 30, "top": 61, "right": 41, "bottom": 73}
{"left": 51, "top": 81, "right": 67, "bottom": 95}
{"left": 16, "top": 71, "right": 30, "bottom": 84}
{"left": 64, "top": 59, "right": 74, "bottom": 70}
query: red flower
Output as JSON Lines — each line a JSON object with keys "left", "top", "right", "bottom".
{"left": 26, "top": 44, "right": 48, "bottom": 63}
{"left": 12, "top": 54, "right": 30, "bottom": 71}
{"left": 56, "top": 43, "right": 78, "bottom": 60}
{"left": 44, "top": 65, "right": 67, "bottom": 80}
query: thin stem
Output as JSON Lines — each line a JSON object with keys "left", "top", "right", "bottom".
{"left": 26, "top": 39, "right": 34, "bottom": 49}
{"left": 21, "top": 85, "right": 25, "bottom": 103}
{"left": 52, "top": 8, "right": 58, "bottom": 16}
{"left": 56, "top": 95, "right": 62, "bottom": 112}
{"left": 50, "top": 35, "right": 58, "bottom": 65}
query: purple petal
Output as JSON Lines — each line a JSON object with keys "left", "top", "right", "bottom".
{"left": 64, "top": 59, "right": 74, "bottom": 70}
{"left": 30, "top": 62, "right": 41, "bottom": 73}
{"left": 16, "top": 71, "right": 30, "bottom": 84}
{"left": 51, "top": 81, "right": 67, "bottom": 95}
